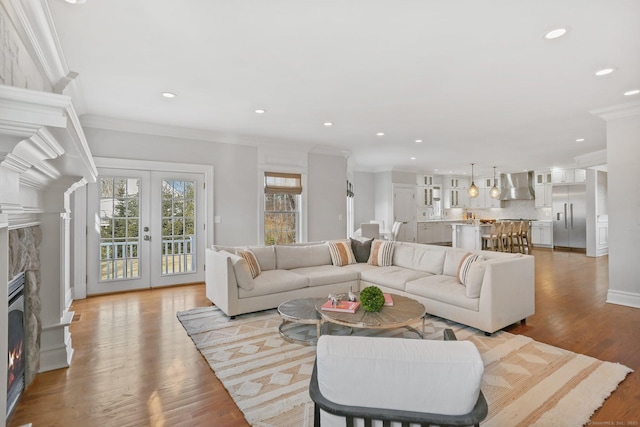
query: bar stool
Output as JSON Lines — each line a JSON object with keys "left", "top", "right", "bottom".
{"left": 520, "top": 221, "right": 532, "bottom": 254}
{"left": 481, "top": 222, "right": 503, "bottom": 251}
{"left": 501, "top": 221, "right": 513, "bottom": 252}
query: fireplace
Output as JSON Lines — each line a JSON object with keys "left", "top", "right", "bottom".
{"left": 7, "top": 272, "right": 25, "bottom": 418}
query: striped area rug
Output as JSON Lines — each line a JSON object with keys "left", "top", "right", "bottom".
{"left": 177, "top": 306, "right": 632, "bottom": 427}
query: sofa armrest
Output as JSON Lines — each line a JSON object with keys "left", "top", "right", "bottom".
{"left": 478, "top": 255, "right": 535, "bottom": 332}
{"left": 205, "top": 249, "right": 239, "bottom": 316}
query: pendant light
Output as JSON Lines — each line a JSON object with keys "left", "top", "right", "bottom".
{"left": 490, "top": 166, "right": 501, "bottom": 199}
{"left": 468, "top": 163, "right": 479, "bottom": 198}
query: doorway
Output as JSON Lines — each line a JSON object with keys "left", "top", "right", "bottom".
{"left": 86, "top": 168, "right": 206, "bottom": 294}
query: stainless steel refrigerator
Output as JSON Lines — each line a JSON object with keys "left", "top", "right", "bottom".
{"left": 552, "top": 184, "right": 586, "bottom": 249}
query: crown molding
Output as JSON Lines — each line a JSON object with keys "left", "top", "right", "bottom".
{"left": 574, "top": 149, "right": 607, "bottom": 168}
{"left": 0, "top": 85, "right": 96, "bottom": 193}
{"left": 591, "top": 101, "right": 640, "bottom": 121}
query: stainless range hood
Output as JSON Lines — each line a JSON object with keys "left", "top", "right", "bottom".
{"left": 499, "top": 171, "right": 535, "bottom": 201}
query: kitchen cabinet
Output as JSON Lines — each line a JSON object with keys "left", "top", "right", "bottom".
{"left": 444, "top": 188, "right": 469, "bottom": 208}
{"left": 535, "top": 171, "right": 552, "bottom": 185}
{"left": 445, "top": 177, "right": 469, "bottom": 189}
{"left": 531, "top": 221, "right": 553, "bottom": 247}
{"left": 534, "top": 170, "right": 553, "bottom": 208}
{"left": 534, "top": 183, "right": 553, "bottom": 208}
{"left": 417, "top": 221, "right": 453, "bottom": 244}
{"left": 417, "top": 222, "right": 433, "bottom": 243}
{"left": 420, "top": 175, "right": 434, "bottom": 186}
{"left": 551, "top": 168, "right": 586, "bottom": 184}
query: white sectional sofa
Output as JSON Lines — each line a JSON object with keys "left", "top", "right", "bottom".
{"left": 205, "top": 240, "right": 535, "bottom": 334}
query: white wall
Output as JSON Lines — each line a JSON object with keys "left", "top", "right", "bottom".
{"left": 307, "top": 153, "right": 347, "bottom": 241}
{"left": 353, "top": 171, "right": 375, "bottom": 231}
{"left": 374, "top": 172, "right": 393, "bottom": 232}
{"left": 83, "top": 127, "right": 259, "bottom": 246}
{"left": 596, "top": 102, "right": 640, "bottom": 308}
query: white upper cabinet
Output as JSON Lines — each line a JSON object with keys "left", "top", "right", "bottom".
{"left": 535, "top": 170, "right": 552, "bottom": 185}
{"left": 551, "top": 168, "right": 585, "bottom": 184}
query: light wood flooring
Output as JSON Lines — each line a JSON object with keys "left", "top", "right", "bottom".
{"left": 7, "top": 248, "right": 640, "bottom": 426}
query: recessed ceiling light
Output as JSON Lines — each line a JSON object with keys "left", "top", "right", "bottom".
{"left": 624, "top": 89, "right": 640, "bottom": 96}
{"left": 544, "top": 27, "right": 568, "bottom": 40}
{"left": 415, "top": 139, "right": 423, "bottom": 143}
{"left": 324, "top": 122, "right": 333, "bottom": 126}
{"left": 254, "top": 109, "right": 266, "bottom": 114}
{"left": 595, "top": 68, "right": 615, "bottom": 76}
{"left": 65, "top": 0, "right": 87, "bottom": 4}
{"left": 576, "top": 138, "right": 585, "bottom": 142}
{"left": 410, "top": 157, "right": 416, "bottom": 160}
{"left": 161, "top": 92, "right": 177, "bottom": 98}
{"left": 376, "top": 132, "right": 385, "bottom": 136}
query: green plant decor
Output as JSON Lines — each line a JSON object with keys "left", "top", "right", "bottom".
{"left": 359, "top": 285, "right": 385, "bottom": 312}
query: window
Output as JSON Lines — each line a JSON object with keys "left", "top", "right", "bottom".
{"left": 264, "top": 172, "right": 302, "bottom": 245}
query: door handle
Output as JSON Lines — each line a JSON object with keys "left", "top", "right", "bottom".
{"left": 143, "top": 235, "right": 151, "bottom": 241}
{"left": 564, "top": 203, "right": 568, "bottom": 229}
{"left": 570, "top": 203, "right": 574, "bottom": 229}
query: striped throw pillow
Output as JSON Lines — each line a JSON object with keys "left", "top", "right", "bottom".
{"left": 457, "top": 253, "right": 484, "bottom": 286}
{"left": 238, "top": 250, "right": 261, "bottom": 278}
{"left": 328, "top": 240, "right": 356, "bottom": 267}
{"left": 367, "top": 240, "right": 394, "bottom": 267}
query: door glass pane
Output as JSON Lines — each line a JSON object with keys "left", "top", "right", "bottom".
{"left": 161, "top": 179, "right": 196, "bottom": 275}
{"left": 99, "top": 177, "right": 141, "bottom": 281}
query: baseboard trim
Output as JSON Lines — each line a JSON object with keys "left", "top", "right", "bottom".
{"left": 606, "top": 289, "right": 640, "bottom": 309}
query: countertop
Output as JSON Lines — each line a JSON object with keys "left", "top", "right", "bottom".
{"left": 417, "top": 219, "right": 463, "bottom": 223}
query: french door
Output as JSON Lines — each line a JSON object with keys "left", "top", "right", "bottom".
{"left": 87, "top": 168, "right": 205, "bottom": 294}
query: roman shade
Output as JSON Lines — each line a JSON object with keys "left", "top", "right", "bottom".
{"left": 264, "top": 172, "right": 302, "bottom": 194}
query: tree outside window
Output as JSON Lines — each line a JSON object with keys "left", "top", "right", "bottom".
{"left": 264, "top": 172, "right": 302, "bottom": 245}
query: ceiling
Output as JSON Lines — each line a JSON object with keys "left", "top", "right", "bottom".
{"left": 47, "top": 0, "right": 640, "bottom": 177}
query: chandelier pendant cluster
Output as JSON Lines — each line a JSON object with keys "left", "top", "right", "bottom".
{"left": 467, "top": 164, "right": 501, "bottom": 199}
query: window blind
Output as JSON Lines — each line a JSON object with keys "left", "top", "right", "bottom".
{"left": 264, "top": 172, "right": 302, "bottom": 195}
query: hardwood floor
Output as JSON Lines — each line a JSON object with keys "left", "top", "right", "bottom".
{"left": 8, "top": 249, "right": 640, "bottom": 426}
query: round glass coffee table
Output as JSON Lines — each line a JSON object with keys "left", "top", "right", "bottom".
{"left": 315, "top": 293, "right": 426, "bottom": 338}
{"left": 277, "top": 298, "right": 324, "bottom": 345}
{"left": 277, "top": 298, "right": 352, "bottom": 345}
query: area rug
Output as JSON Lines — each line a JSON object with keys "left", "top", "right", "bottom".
{"left": 177, "top": 306, "right": 632, "bottom": 427}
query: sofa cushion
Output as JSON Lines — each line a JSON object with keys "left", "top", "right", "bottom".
{"left": 368, "top": 240, "right": 394, "bottom": 267}
{"left": 360, "top": 266, "right": 430, "bottom": 291}
{"left": 327, "top": 240, "right": 356, "bottom": 266}
{"left": 289, "top": 265, "right": 359, "bottom": 287}
{"left": 238, "top": 269, "right": 309, "bottom": 298}
{"left": 405, "top": 275, "right": 479, "bottom": 311}
{"left": 246, "top": 245, "right": 277, "bottom": 271}
{"left": 276, "top": 244, "right": 332, "bottom": 270}
{"left": 238, "top": 250, "right": 261, "bottom": 278}
{"left": 340, "top": 263, "right": 379, "bottom": 274}
{"left": 350, "top": 238, "right": 372, "bottom": 263}
{"left": 393, "top": 244, "right": 446, "bottom": 274}
{"left": 443, "top": 249, "right": 473, "bottom": 276}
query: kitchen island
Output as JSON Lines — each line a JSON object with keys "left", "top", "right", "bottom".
{"left": 451, "top": 222, "right": 492, "bottom": 251}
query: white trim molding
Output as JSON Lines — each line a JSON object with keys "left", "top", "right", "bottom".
{"left": 606, "top": 290, "right": 640, "bottom": 309}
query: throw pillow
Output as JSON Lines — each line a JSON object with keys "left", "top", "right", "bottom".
{"left": 327, "top": 240, "right": 356, "bottom": 266}
{"left": 457, "top": 253, "right": 484, "bottom": 286}
{"left": 368, "top": 240, "right": 394, "bottom": 267}
{"left": 238, "top": 250, "right": 261, "bottom": 278}
{"left": 350, "top": 238, "right": 372, "bottom": 263}
{"left": 464, "top": 261, "right": 488, "bottom": 298}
